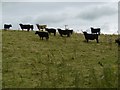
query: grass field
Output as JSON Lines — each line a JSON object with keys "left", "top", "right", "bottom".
{"left": 0, "top": 30, "right": 2, "bottom": 89}
{"left": 2, "top": 30, "right": 118, "bottom": 88}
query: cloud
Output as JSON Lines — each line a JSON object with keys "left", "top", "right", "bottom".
{"left": 34, "top": 13, "right": 66, "bottom": 24}
{"left": 21, "top": 16, "right": 34, "bottom": 23}
{"left": 77, "top": 3, "right": 117, "bottom": 21}
{"left": 1, "top": 2, "right": 118, "bottom": 34}
{"left": 34, "top": 10, "right": 78, "bottom": 24}
{"left": 1, "top": 0, "right": 119, "bottom": 2}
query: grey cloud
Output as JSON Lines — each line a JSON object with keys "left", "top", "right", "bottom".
{"left": 2, "top": 0, "right": 119, "bottom": 2}
{"left": 1, "top": 2, "right": 118, "bottom": 34}
{"left": 78, "top": 4, "right": 117, "bottom": 21}
{"left": 21, "top": 16, "right": 33, "bottom": 23}
{"left": 34, "top": 11, "right": 73, "bottom": 24}
{"left": 35, "top": 16, "right": 64, "bottom": 24}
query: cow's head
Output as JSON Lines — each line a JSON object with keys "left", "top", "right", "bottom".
{"left": 19, "top": 24, "right": 22, "bottom": 26}
{"left": 10, "top": 24, "right": 12, "bottom": 27}
{"left": 83, "top": 31, "right": 87, "bottom": 35}
{"left": 35, "top": 31, "right": 38, "bottom": 34}
{"left": 91, "top": 27, "right": 94, "bottom": 29}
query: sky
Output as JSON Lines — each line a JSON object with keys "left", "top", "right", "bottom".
{"left": 0, "top": 0, "right": 119, "bottom": 34}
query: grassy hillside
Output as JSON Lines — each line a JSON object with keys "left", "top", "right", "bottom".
{"left": 0, "top": 30, "right": 2, "bottom": 89}
{"left": 2, "top": 30, "right": 118, "bottom": 88}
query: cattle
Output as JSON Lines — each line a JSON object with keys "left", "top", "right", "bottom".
{"left": 4, "top": 24, "right": 12, "bottom": 30}
{"left": 91, "top": 27, "right": 100, "bottom": 35}
{"left": 115, "top": 38, "right": 120, "bottom": 45}
{"left": 45, "top": 28, "right": 56, "bottom": 36}
{"left": 57, "top": 28, "right": 71, "bottom": 37}
{"left": 19, "top": 24, "right": 33, "bottom": 31}
{"left": 66, "top": 29, "right": 73, "bottom": 34}
{"left": 83, "top": 31, "right": 99, "bottom": 43}
{"left": 35, "top": 31, "right": 49, "bottom": 40}
{"left": 36, "top": 24, "right": 47, "bottom": 31}
{"left": 36, "top": 24, "right": 41, "bottom": 30}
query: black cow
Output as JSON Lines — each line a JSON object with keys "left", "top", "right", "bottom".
{"left": 35, "top": 31, "right": 49, "bottom": 40}
{"left": 91, "top": 27, "right": 100, "bottom": 35}
{"left": 57, "top": 28, "right": 71, "bottom": 37}
{"left": 115, "top": 38, "right": 120, "bottom": 45}
{"left": 45, "top": 28, "right": 56, "bottom": 36}
{"left": 4, "top": 24, "right": 12, "bottom": 30}
{"left": 83, "top": 31, "right": 99, "bottom": 43}
{"left": 19, "top": 24, "right": 33, "bottom": 31}
{"left": 66, "top": 29, "right": 73, "bottom": 34}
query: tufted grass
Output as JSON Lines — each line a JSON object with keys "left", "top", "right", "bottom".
{"left": 0, "top": 30, "right": 2, "bottom": 89}
{"left": 2, "top": 30, "right": 118, "bottom": 88}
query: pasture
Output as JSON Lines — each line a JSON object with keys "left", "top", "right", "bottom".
{"left": 2, "top": 30, "right": 118, "bottom": 88}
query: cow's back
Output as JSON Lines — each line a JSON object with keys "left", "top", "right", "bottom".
{"left": 91, "top": 27, "right": 100, "bottom": 35}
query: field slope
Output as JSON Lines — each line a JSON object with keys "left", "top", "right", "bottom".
{"left": 2, "top": 30, "right": 118, "bottom": 88}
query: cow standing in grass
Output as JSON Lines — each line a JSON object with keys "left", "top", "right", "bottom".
{"left": 45, "top": 28, "right": 56, "bottom": 36}
{"left": 19, "top": 24, "right": 33, "bottom": 31}
{"left": 57, "top": 28, "right": 71, "bottom": 37}
{"left": 4, "top": 24, "right": 12, "bottom": 30}
{"left": 35, "top": 31, "right": 49, "bottom": 40}
{"left": 66, "top": 29, "right": 73, "bottom": 35}
{"left": 91, "top": 27, "right": 100, "bottom": 35}
{"left": 83, "top": 31, "right": 99, "bottom": 43}
{"left": 115, "top": 38, "right": 120, "bottom": 45}
{"left": 36, "top": 24, "right": 47, "bottom": 31}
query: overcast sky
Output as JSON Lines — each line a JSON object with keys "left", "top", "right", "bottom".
{"left": 1, "top": 0, "right": 119, "bottom": 34}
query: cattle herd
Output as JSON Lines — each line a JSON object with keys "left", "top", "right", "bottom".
{"left": 3, "top": 24, "right": 120, "bottom": 45}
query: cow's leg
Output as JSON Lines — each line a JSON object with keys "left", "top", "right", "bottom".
{"left": 27, "top": 29, "right": 30, "bottom": 32}
{"left": 96, "top": 39, "right": 99, "bottom": 43}
{"left": 39, "top": 36, "right": 41, "bottom": 39}
{"left": 119, "top": 42, "right": 120, "bottom": 45}
{"left": 87, "top": 39, "right": 88, "bottom": 42}
{"left": 67, "top": 34, "right": 69, "bottom": 37}
{"left": 54, "top": 32, "right": 56, "bottom": 36}
{"left": 46, "top": 37, "right": 49, "bottom": 40}
{"left": 42, "top": 37, "right": 43, "bottom": 40}
{"left": 68, "top": 33, "right": 70, "bottom": 37}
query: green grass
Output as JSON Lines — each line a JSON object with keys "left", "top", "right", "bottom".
{"left": 2, "top": 30, "right": 118, "bottom": 88}
{"left": 0, "top": 30, "right": 2, "bottom": 89}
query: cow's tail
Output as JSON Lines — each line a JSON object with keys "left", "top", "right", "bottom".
{"left": 98, "top": 32, "right": 100, "bottom": 35}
